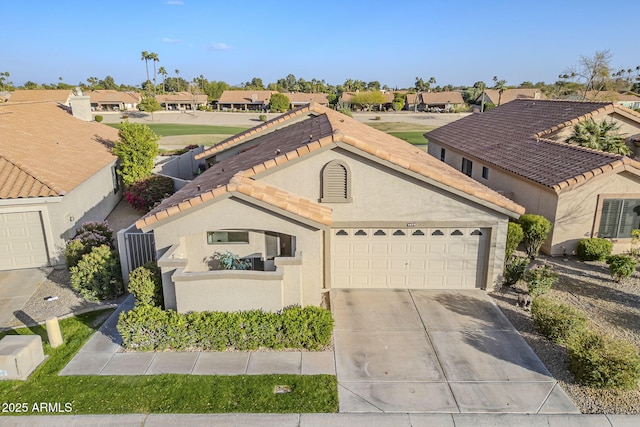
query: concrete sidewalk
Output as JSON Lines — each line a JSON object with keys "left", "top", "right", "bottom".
{"left": 59, "top": 295, "right": 335, "bottom": 377}
{"left": 1, "top": 413, "right": 638, "bottom": 426}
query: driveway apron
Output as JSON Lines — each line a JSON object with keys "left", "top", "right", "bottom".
{"left": 331, "top": 289, "right": 579, "bottom": 414}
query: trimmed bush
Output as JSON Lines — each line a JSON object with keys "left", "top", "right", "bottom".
{"left": 505, "top": 222, "right": 524, "bottom": 261}
{"left": 258, "top": 114, "right": 267, "bottom": 122}
{"left": 124, "top": 175, "right": 175, "bottom": 212}
{"left": 531, "top": 297, "right": 588, "bottom": 344}
{"left": 576, "top": 238, "right": 613, "bottom": 261}
{"left": 525, "top": 264, "right": 558, "bottom": 297}
{"left": 94, "top": 115, "right": 103, "bottom": 122}
{"left": 128, "top": 262, "right": 163, "bottom": 307}
{"left": 70, "top": 245, "right": 123, "bottom": 301}
{"left": 606, "top": 255, "right": 637, "bottom": 282}
{"left": 64, "top": 221, "right": 114, "bottom": 268}
{"left": 503, "top": 256, "right": 529, "bottom": 286}
{"left": 520, "top": 214, "right": 552, "bottom": 259}
{"left": 117, "top": 304, "right": 334, "bottom": 352}
{"left": 568, "top": 331, "right": 640, "bottom": 389}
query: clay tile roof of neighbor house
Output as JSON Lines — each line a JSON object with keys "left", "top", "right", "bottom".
{"left": 88, "top": 90, "right": 141, "bottom": 103}
{"left": 482, "top": 88, "right": 546, "bottom": 104}
{"left": 283, "top": 93, "right": 329, "bottom": 104}
{"left": 217, "top": 90, "right": 277, "bottom": 104}
{"left": 426, "top": 99, "right": 640, "bottom": 192}
{"left": 0, "top": 102, "right": 118, "bottom": 199}
{"left": 156, "top": 92, "right": 208, "bottom": 103}
{"left": 8, "top": 89, "right": 74, "bottom": 103}
{"left": 420, "top": 92, "right": 464, "bottom": 104}
{"left": 137, "top": 103, "right": 525, "bottom": 229}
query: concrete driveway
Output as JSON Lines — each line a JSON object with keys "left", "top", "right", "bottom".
{"left": 0, "top": 268, "right": 49, "bottom": 330}
{"left": 332, "top": 289, "right": 579, "bottom": 414}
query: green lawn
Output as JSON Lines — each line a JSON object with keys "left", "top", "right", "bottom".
{"left": 0, "top": 311, "right": 338, "bottom": 415}
{"left": 367, "top": 122, "right": 435, "bottom": 145}
{"left": 106, "top": 123, "right": 249, "bottom": 137}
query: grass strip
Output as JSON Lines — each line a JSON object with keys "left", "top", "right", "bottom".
{"left": 0, "top": 311, "right": 338, "bottom": 414}
{"left": 106, "top": 123, "right": 249, "bottom": 137}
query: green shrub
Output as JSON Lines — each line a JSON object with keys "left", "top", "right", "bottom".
{"left": 113, "top": 121, "right": 160, "bottom": 187}
{"left": 374, "top": 116, "right": 381, "bottom": 121}
{"left": 128, "top": 262, "right": 163, "bottom": 307}
{"left": 124, "top": 175, "right": 175, "bottom": 212}
{"left": 258, "top": 114, "right": 267, "bottom": 122}
{"left": 503, "top": 256, "right": 529, "bottom": 286}
{"left": 338, "top": 107, "right": 352, "bottom": 117}
{"left": 117, "top": 304, "right": 334, "bottom": 352}
{"left": 576, "top": 238, "right": 613, "bottom": 261}
{"left": 568, "top": 331, "right": 640, "bottom": 389}
{"left": 64, "top": 221, "right": 114, "bottom": 268}
{"left": 606, "top": 255, "right": 637, "bottom": 282}
{"left": 531, "top": 297, "right": 588, "bottom": 344}
{"left": 210, "top": 251, "right": 251, "bottom": 270}
{"left": 525, "top": 264, "right": 558, "bottom": 297}
{"left": 519, "top": 214, "right": 552, "bottom": 259}
{"left": 269, "top": 93, "right": 290, "bottom": 113}
{"left": 505, "top": 222, "right": 524, "bottom": 261}
{"left": 70, "top": 245, "right": 123, "bottom": 301}
{"left": 94, "top": 115, "right": 103, "bottom": 122}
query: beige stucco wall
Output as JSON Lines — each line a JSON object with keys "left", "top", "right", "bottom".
{"left": 152, "top": 196, "right": 323, "bottom": 311}
{"left": 259, "top": 146, "right": 511, "bottom": 289}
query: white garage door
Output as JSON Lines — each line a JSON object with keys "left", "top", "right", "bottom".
{"left": 331, "top": 227, "right": 487, "bottom": 289}
{"left": 0, "top": 211, "right": 49, "bottom": 270}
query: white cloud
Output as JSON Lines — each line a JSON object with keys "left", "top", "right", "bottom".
{"left": 162, "top": 37, "right": 183, "bottom": 44}
{"left": 165, "top": 1, "right": 184, "bottom": 5}
{"left": 207, "top": 42, "right": 230, "bottom": 51}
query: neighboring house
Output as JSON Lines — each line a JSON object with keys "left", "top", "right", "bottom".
{"left": 135, "top": 103, "right": 524, "bottom": 313}
{"left": 476, "top": 88, "right": 545, "bottom": 106}
{"left": 340, "top": 91, "right": 395, "bottom": 111}
{"left": 88, "top": 90, "right": 142, "bottom": 111}
{"left": 283, "top": 92, "right": 329, "bottom": 108}
{"left": 426, "top": 99, "right": 640, "bottom": 256}
{"left": 0, "top": 101, "right": 121, "bottom": 271}
{"left": 156, "top": 92, "right": 208, "bottom": 111}
{"left": 216, "top": 90, "right": 277, "bottom": 111}
{"left": 7, "top": 89, "right": 74, "bottom": 106}
{"left": 0, "top": 92, "right": 10, "bottom": 103}
{"left": 564, "top": 91, "right": 640, "bottom": 110}
{"left": 407, "top": 91, "right": 465, "bottom": 112}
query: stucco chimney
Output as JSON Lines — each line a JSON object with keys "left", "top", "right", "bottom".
{"left": 69, "top": 91, "right": 92, "bottom": 122}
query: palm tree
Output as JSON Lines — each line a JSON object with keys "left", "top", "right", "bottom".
{"left": 148, "top": 52, "right": 159, "bottom": 95}
{"left": 175, "top": 69, "right": 180, "bottom": 91}
{"left": 566, "top": 118, "right": 631, "bottom": 155}
{"left": 141, "top": 51, "right": 151, "bottom": 86}
{"left": 492, "top": 76, "right": 507, "bottom": 106}
{"left": 158, "top": 67, "right": 167, "bottom": 93}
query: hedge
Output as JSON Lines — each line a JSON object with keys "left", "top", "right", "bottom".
{"left": 568, "top": 330, "right": 640, "bottom": 389}
{"left": 531, "top": 297, "right": 588, "bottom": 344}
{"left": 127, "top": 262, "right": 163, "bottom": 307}
{"left": 576, "top": 238, "right": 613, "bottom": 261}
{"left": 117, "top": 304, "right": 334, "bottom": 351}
{"left": 70, "top": 244, "right": 123, "bottom": 301}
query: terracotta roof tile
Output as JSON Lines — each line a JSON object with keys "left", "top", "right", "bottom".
{"left": 480, "top": 89, "right": 546, "bottom": 104}
{"left": 88, "top": 90, "right": 142, "bottom": 104}
{"left": 419, "top": 91, "right": 464, "bottom": 105}
{"left": 8, "top": 89, "right": 73, "bottom": 104}
{"left": 0, "top": 102, "right": 118, "bottom": 199}
{"left": 217, "top": 90, "right": 276, "bottom": 104}
{"left": 156, "top": 92, "right": 208, "bottom": 103}
{"left": 427, "top": 100, "right": 639, "bottom": 191}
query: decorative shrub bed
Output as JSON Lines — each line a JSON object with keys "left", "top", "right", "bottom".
{"left": 124, "top": 175, "right": 175, "bottom": 212}
{"left": 531, "top": 297, "right": 588, "bottom": 344}
{"left": 576, "top": 238, "right": 613, "bottom": 261}
{"left": 117, "top": 305, "right": 334, "bottom": 352}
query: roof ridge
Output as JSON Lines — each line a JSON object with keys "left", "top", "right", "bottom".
{"left": 0, "top": 154, "right": 61, "bottom": 195}
{"left": 533, "top": 103, "right": 616, "bottom": 138}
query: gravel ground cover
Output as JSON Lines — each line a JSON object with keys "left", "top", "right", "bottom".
{"left": 491, "top": 254, "right": 640, "bottom": 414}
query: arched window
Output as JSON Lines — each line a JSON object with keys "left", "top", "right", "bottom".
{"left": 321, "top": 160, "right": 351, "bottom": 203}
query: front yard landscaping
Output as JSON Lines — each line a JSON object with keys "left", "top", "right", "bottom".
{"left": 492, "top": 254, "right": 640, "bottom": 414}
{"left": 366, "top": 121, "right": 435, "bottom": 145}
{"left": 0, "top": 311, "right": 338, "bottom": 415}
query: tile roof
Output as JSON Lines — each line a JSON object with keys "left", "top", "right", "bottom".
{"left": 8, "top": 89, "right": 73, "bottom": 104}
{"left": 426, "top": 99, "right": 640, "bottom": 192}
{"left": 568, "top": 91, "right": 640, "bottom": 102}
{"left": 217, "top": 90, "right": 277, "bottom": 104}
{"left": 156, "top": 92, "right": 208, "bottom": 103}
{"left": 480, "top": 88, "right": 545, "bottom": 104}
{"left": 0, "top": 102, "right": 118, "bottom": 199}
{"left": 419, "top": 91, "right": 464, "bottom": 105}
{"left": 88, "top": 90, "right": 141, "bottom": 104}
{"left": 283, "top": 92, "right": 329, "bottom": 105}
{"left": 137, "top": 103, "right": 525, "bottom": 229}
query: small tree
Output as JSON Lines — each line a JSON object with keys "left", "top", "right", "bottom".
{"left": 520, "top": 214, "right": 552, "bottom": 259}
{"left": 138, "top": 96, "right": 162, "bottom": 121}
{"left": 505, "top": 222, "right": 524, "bottom": 262}
{"left": 350, "top": 91, "right": 387, "bottom": 111}
{"left": 269, "top": 93, "right": 290, "bottom": 113}
{"left": 113, "top": 122, "right": 160, "bottom": 187}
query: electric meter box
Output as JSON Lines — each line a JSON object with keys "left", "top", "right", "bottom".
{"left": 0, "top": 335, "right": 45, "bottom": 380}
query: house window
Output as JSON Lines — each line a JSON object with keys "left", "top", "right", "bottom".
{"left": 440, "top": 148, "right": 446, "bottom": 162}
{"left": 321, "top": 160, "right": 351, "bottom": 203}
{"left": 482, "top": 166, "right": 489, "bottom": 179}
{"left": 111, "top": 164, "right": 120, "bottom": 194}
{"left": 597, "top": 199, "right": 640, "bottom": 238}
{"left": 462, "top": 158, "right": 473, "bottom": 177}
{"left": 207, "top": 231, "right": 249, "bottom": 244}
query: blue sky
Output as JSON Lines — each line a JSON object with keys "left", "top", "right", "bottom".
{"left": 3, "top": 0, "right": 639, "bottom": 89}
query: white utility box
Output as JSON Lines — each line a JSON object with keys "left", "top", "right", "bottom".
{"left": 0, "top": 335, "right": 45, "bottom": 380}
